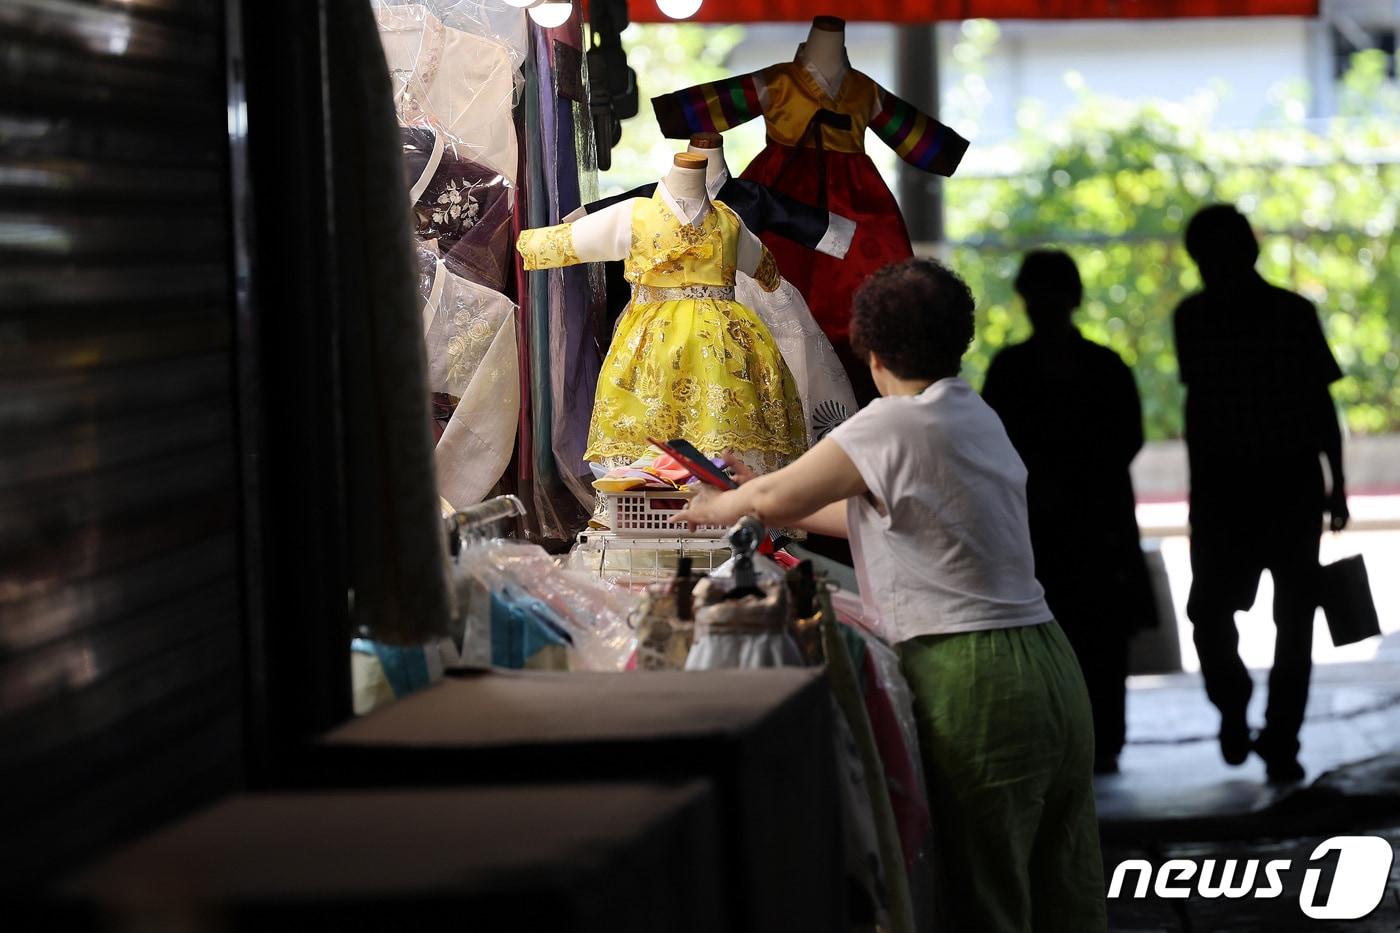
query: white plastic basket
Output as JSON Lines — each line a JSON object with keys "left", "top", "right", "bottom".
{"left": 598, "top": 489, "right": 726, "bottom": 537}
{"left": 570, "top": 530, "right": 732, "bottom": 587}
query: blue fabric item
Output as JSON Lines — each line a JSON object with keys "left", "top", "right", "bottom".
{"left": 351, "top": 638, "right": 431, "bottom": 698}
{"left": 490, "top": 586, "right": 573, "bottom": 668}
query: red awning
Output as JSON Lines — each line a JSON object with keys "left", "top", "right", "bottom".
{"left": 624, "top": 0, "right": 1318, "bottom": 23}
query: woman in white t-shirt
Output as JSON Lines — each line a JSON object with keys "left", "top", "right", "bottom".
{"left": 684, "top": 258, "right": 1106, "bottom": 933}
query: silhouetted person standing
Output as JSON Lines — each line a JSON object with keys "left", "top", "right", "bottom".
{"left": 983, "top": 251, "right": 1157, "bottom": 775}
{"left": 1173, "top": 205, "right": 1348, "bottom": 784}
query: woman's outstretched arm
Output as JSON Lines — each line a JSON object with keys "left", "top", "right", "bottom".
{"left": 682, "top": 439, "right": 866, "bottom": 536}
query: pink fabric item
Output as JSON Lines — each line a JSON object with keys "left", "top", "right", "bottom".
{"left": 646, "top": 453, "right": 695, "bottom": 483}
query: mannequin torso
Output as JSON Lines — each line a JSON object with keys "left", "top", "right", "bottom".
{"left": 688, "top": 132, "right": 728, "bottom": 189}
{"left": 662, "top": 152, "right": 710, "bottom": 223}
{"left": 802, "top": 16, "right": 847, "bottom": 93}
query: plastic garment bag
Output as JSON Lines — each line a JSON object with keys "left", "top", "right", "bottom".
{"left": 416, "top": 248, "right": 519, "bottom": 508}
{"left": 684, "top": 523, "right": 804, "bottom": 670}
{"left": 375, "top": 2, "right": 520, "bottom": 184}
{"left": 450, "top": 539, "right": 636, "bottom": 671}
{"left": 403, "top": 124, "right": 516, "bottom": 293}
{"left": 683, "top": 574, "right": 802, "bottom": 670}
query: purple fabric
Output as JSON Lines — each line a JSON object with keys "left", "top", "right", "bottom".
{"left": 403, "top": 126, "right": 514, "bottom": 293}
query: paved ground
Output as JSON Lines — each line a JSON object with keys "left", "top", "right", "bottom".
{"left": 1098, "top": 637, "right": 1400, "bottom": 931}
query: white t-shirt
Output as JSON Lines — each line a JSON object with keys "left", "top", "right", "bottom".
{"left": 828, "top": 377, "right": 1052, "bottom": 643}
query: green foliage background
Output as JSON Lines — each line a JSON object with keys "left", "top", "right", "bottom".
{"left": 608, "top": 22, "right": 1400, "bottom": 440}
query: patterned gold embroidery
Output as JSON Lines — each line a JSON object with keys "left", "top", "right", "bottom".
{"left": 585, "top": 193, "right": 807, "bottom": 467}
{"left": 517, "top": 223, "right": 581, "bottom": 270}
{"left": 753, "top": 246, "right": 781, "bottom": 292}
{"left": 633, "top": 285, "right": 735, "bottom": 303}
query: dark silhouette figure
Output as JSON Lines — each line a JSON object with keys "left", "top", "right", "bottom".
{"left": 983, "top": 250, "right": 1157, "bottom": 775}
{"left": 1173, "top": 204, "right": 1348, "bottom": 784}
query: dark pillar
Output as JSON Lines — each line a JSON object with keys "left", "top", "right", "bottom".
{"left": 896, "top": 24, "right": 943, "bottom": 245}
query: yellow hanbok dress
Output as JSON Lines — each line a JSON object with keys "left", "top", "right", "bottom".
{"left": 517, "top": 188, "right": 806, "bottom": 472}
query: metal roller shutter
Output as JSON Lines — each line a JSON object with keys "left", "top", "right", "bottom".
{"left": 0, "top": 0, "right": 246, "bottom": 884}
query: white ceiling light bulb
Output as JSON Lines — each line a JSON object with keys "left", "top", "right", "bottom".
{"left": 528, "top": 1, "right": 572, "bottom": 26}
{"left": 657, "top": 0, "right": 703, "bottom": 18}
{"left": 504, "top": 0, "right": 542, "bottom": 8}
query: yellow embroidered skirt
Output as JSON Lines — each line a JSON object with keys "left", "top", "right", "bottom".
{"left": 585, "top": 296, "right": 806, "bottom": 467}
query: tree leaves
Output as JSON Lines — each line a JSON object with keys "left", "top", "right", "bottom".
{"left": 949, "top": 50, "right": 1399, "bottom": 440}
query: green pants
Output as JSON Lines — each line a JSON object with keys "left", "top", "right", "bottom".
{"left": 900, "top": 621, "right": 1106, "bottom": 933}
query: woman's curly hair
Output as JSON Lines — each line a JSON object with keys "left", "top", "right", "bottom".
{"left": 849, "top": 257, "right": 976, "bottom": 381}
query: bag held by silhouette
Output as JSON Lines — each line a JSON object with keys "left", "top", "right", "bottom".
{"left": 1319, "top": 554, "right": 1380, "bottom": 647}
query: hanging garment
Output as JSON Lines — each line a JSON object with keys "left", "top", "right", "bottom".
{"left": 516, "top": 187, "right": 806, "bottom": 473}
{"left": 534, "top": 25, "right": 610, "bottom": 523}
{"left": 651, "top": 50, "right": 967, "bottom": 398}
{"left": 415, "top": 0, "right": 530, "bottom": 67}
{"left": 570, "top": 170, "right": 858, "bottom": 442}
{"left": 683, "top": 580, "right": 804, "bottom": 670}
{"left": 682, "top": 551, "right": 803, "bottom": 671}
{"left": 402, "top": 126, "right": 515, "bottom": 292}
{"left": 418, "top": 252, "right": 520, "bottom": 509}
{"left": 820, "top": 590, "right": 918, "bottom": 933}
{"left": 376, "top": 2, "right": 518, "bottom": 184}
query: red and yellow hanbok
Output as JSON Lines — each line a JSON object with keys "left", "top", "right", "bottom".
{"left": 652, "top": 49, "right": 968, "bottom": 401}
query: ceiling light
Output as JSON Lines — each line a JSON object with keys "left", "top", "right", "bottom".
{"left": 657, "top": 0, "right": 703, "bottom": 18}
{"left": 528, "top": 1, "right": 572, "bottom": 27}
{"left": 503, "top": 0, "right": 541, "bottom": 8}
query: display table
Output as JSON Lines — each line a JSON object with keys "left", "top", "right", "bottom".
{"left": 307, "top": 668, "right": 843, "bottom": 933}
{"left": 55, "top": 783, "right": 720, "bottom": 932}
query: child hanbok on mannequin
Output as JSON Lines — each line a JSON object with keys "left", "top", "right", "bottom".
{"left": 569, "top": 135, "right": 860, "bottom": 442}
{"left": 651, "top": 15, "right": 969, "bottom": 404}
{"left": 517, "top": 153, "right": 806, "bottom": 475}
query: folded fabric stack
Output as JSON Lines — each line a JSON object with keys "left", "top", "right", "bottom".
{"left": 590, "top": 452, "right": 726, "bottom": 494}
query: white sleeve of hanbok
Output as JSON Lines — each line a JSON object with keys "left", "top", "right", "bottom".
{"left": 516, "top": 199, "right": 635, "bottom": 268}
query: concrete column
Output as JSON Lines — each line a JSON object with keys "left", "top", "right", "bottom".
{"left": 896, "top": 23, "right": 943, "bottom": 245}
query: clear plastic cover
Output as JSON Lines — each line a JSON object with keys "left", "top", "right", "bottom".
{"left": 416, "top": 246, "right": 520, "bottom": 508}
{"left": 403, "top": 122, "right": 516, "bottom": 294}
{"left": 375, "top": 2, "right": 523, "bottom": 184}
{"left": 452, "top": 540, "right": 637, "bottom": 671}
{"left": 376, "top": 0, "right": 529, "bottom": 69}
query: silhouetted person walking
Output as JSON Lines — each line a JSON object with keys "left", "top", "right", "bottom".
{"left": 983, "top": 251, "right": 1157, "bottom": 775}
{"left": 1173, "top": 205, "right": 1348, "bottom": 784}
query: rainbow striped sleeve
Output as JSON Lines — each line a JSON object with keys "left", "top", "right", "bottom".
{"left": 869, "top": 88, "right": 969, "bottom": 177}
{"left": 651, "top": 72, "right": 764, "bottom": 139}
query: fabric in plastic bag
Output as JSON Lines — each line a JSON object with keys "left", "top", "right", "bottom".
{"left": 403, "top": 124, "right": 516, "bottom": 293}
{"left": 376, "top": 2, "right": 520, "bottom": 184}
{"left": 454, "top": 540, "right": 637, "bottom": 671}
{"left": 683, "top": 573, "right": 802, "bottom": 671}
{"left": 417, "top": 249, "right": 519, "bottom": 508}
